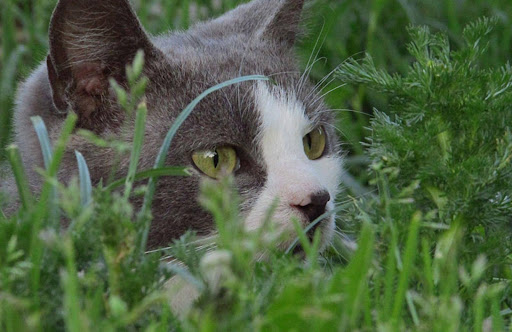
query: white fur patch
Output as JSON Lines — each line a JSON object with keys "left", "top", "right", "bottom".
{"left": 245, "top": 83, "right": 343, "bottom": 249}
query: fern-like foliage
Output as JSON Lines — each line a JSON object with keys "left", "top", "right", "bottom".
{"left": 337, "top": 16, "right": 512, "bottom": 313}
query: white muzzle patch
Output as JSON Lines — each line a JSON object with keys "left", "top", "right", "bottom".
{"left": 245, "top": 83, "right": 343, "bottom": 250}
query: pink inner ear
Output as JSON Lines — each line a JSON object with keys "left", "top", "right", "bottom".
{"left": 73, "top": 62, "right": 108, "bottom": 96}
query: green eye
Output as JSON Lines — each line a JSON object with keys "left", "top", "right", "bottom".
{"left": 192, "top": 146, "right": 239, "bottom": 179}
{"left": 303, "top": 126, "right": 326, "bottom": 160}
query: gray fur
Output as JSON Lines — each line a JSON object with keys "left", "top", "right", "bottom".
{"left": 1, "top": 0, "right": 339, "bottom": 249}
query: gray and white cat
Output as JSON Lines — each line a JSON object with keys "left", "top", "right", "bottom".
{"left": 4, "top": 0, "right": 343, "bottom": 250}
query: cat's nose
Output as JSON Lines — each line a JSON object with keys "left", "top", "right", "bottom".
{"left": 294, "top": 190, "right": 330, "bottom": 223}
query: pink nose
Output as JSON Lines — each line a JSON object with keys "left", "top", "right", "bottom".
{"left": 292, "top": 190, "right": 330, "bottom": 223}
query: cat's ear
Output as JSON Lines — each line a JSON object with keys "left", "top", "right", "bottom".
{"left": 47, "top": 0, "right": 157, "bottom": 123}
{"left": 220, "top": 0, "right": 304, "bottom": 48}
{"left": 258, "top": 0, "right": 305, "bottom": 47}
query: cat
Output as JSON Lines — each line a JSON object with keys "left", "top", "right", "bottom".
{"left": 3, "top": 0, "right": 343, "bottom": 252}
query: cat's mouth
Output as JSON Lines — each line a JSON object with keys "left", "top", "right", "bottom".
{"left": 284, "top": 212, "right": 335, "bottom": 257}
{"left": 289, "top": 234, "right": 318, "bottom": 257}
{"left": 291, "top": 244, "right": 305, "bottom": 256}
{"left": 244, "top": 186, "right": 338, "bottom": 256}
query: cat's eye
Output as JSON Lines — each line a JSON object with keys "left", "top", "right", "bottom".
{"left": 303, "top": 126, "right": 326, "bottom": 160}
{"left": 192, "top": 146, "right": 239, "bottom": 179}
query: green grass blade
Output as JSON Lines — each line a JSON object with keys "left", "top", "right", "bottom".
{"left": 137, "top": 74, "right": 269, "bottom": 253}
{"left": 347, "top": 224, "right": 374, "bottom": 326}
{"left": 45, "top": 114, "right": 77, "bottom": 179}
{"left": 290, "top": 217, "right": 313, "bottom": 255}
{"left": 31, "top": 115, "right": 58, "bottom": 225}
{"left": 31, "top": 116, "right": 53, "bottom": 168}
{"left": 6, "top": 144, "right": 33, "bottom": 210}
{"left": 339, "top": 221, "right": 375, "bottom": 328}
{"left": 421, "top": 238, "right": 434, "bottom": 295}
{"left": 0, "top": 45, "right": 27, "bottom": 98}
{"left": 491, "top": 293, "right": 504, "bottom": 332}
{"left": 0, "top": 45, "right": 27, "bottom": 158}
{"left": 75, "top": 151, "right": 92, "bottom": 207}
{"left": 124, "top": 101, "right": 147, "bottom": 199}
{"left": 405, "top": 291, "right": 419, "bottom": 327}
{"left": 61, "top": 237, "right": 86, "bottom": 332}
{"left": 382, "top": 225, "right": 398, "bottom": 319}
{"left": 473, "top": 285, "right": 486, "bottom": 332}
{"left": 181, "top": 0, "right": 190, "bottom": 29}
{"left": 118, "top": 291, "right": 170, "bottom": 327}
{"left": 391, "top": 211, "right": 421, "bottom": 327}
{"left": 30, "top": 114, "right": 77, "bottom": 312}
{"left": 1, "top": 0, "right": 16, "bottom": 63}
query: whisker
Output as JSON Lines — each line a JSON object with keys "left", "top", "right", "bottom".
{"left": 298, "top": 22, "right": 330, "bottom": 96}
{"left": 304, "top": 52, "right": 368, "bottom": 101}
{"left": 323, "top": 122, "right": 350, "bottom": 143}
{"left": 329, "top": 108, "right": 370, "bottom": 116}
{"left": 302, "top": 71, "right": 336, "bottom": 103}
{"left": 298, "top": 20, "right": 327, "bottom": 93}
{"left": 310, "top": 83, "right": 347, "bottom": 106}
{"left": 146, "top": 234, "right": 218, "bottom": 255}
{"left": 267, "top": 70, "right": 302, "bottom": 78}
{"left": 307, "top": 65, "right": 340, "bottom": 97}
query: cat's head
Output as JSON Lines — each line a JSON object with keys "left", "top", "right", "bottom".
{"left": 42, "top": 0, "right": 343, "bottom": 250}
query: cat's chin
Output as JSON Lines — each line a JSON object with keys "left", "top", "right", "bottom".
{"left": 265, "top": 202, "right": 337, "bottom": 253}
{"left": 254, "top": 212, "right": 336, "bottom": 260}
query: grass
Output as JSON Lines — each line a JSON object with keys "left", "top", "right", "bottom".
{"left": 1, "top": 0, "right": 512, "bottom": 331}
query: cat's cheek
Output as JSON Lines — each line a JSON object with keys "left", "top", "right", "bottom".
{"left": 243, "top": 188, "right": 282, "bottom": 232}
{"left": 315, "top": 155, "right": 344, "bottom": 198}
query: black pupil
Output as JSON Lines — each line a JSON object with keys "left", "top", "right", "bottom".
{"left": 213, "top": 150, "right": 219, "bottom": 168}
{"left": 306, "top": 134, "right": 312, "bottom": 149}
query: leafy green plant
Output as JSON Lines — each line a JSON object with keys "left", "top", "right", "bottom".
{"left": 336, "top": 17, "right": 512, "bottom": 330}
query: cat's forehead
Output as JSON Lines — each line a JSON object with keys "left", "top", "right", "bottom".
{"left": 146, "top": 35, "right": 334, "bottom": 155}
{"left": 151, "top": 30, "right": 330, "bottom": 119}
{"left": 154, "top": 32, "right": 296, "bottom": 81}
